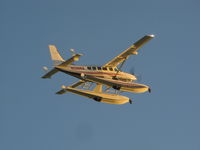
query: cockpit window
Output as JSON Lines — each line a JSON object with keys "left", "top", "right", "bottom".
{"left": 109, "top": 67, "right": 113, "bottom": 71}
{"left": 87, "top": 66, "right": 92, "bottom": 70}
{"left": 92, "top": 66, "right": 97, "bottom": 70}
{"left": 114, "top": 68, "right": 118, "bottom": 71}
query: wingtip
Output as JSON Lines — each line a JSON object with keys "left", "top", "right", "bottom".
{"left": 149, "top": 34, "right": 155, "bottom": 38}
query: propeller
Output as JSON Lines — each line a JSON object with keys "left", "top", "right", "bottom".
{"left": 129, "top": 67, "right": 135, "bottom": 75}
{"left": 113, "top": 59, "right": 127, "bottom": 79}
{"left": 129, "top": 66, "right": 142, "bottom": 81}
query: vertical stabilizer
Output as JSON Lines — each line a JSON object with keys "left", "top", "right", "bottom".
{"left": 49, "top": 45, "right": 65, "bottom": 66}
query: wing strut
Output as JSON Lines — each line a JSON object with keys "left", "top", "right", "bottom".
{"left": 113, "top": 59, "right": 127, "bottom": 79}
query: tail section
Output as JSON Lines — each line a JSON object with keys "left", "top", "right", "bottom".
{"left": 49, "top": 45, "right": 64, "bottom": 66}
{"left": 42, "top": 68, "right": 59, "bottom": 79}
{"left": 42, "top": 45, "right": 83, "bottom": 79}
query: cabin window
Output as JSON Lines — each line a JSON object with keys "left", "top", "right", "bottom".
{"left": 109, "top": 67, "right": 113, "bottom": 71}
{"left": 87, "top": 66, "right": 92, "bottom": 70}
{"left": 92, "top": 66, "right": 97, "bottom": 70}
{"left": 114, "top": 68, "right": 118, "bottom": 71}
{"left": 102, "top": 67, "right": 107, "bottom": 71}
{"left": 97, "top": 67, "right": 102, "bottom": 70}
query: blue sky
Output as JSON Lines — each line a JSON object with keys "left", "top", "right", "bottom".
{"left": 1, "top": 0, "right": 200, "bottom": 149}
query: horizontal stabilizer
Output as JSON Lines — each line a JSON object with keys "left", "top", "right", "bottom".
{"left": 42, "top": 68, "right": 58, "bottom": 79}
{"left": 57, "top": 54, "right": 82, "bottom": 68}
{"left": 56, "top": 89, "right": 66, "bottom": 95}
{"left": 42, "top": 53, "right": 82, "bottom": 79}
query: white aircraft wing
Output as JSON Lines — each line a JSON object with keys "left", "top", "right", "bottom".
{"left": 103, "top": 35, "right": 155, "bottom": 67}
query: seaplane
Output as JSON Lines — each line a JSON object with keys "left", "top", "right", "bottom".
{"left": 42, "top": 34, "right": 155, "bottom": 104}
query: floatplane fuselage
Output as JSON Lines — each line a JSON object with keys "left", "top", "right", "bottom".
{"left": 55, "top": 64, "right": 137, "bottom": 82}
{"left": 42, "top": 34, "right": 155, "bottom": 104}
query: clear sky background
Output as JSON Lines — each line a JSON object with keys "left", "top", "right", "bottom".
{"left": 1, "top": 0, "right": 200, "bottom": 149}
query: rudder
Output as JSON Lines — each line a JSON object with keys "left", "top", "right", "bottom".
{"left": 49, "top": 45, "right": 64, "bottom": 66}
